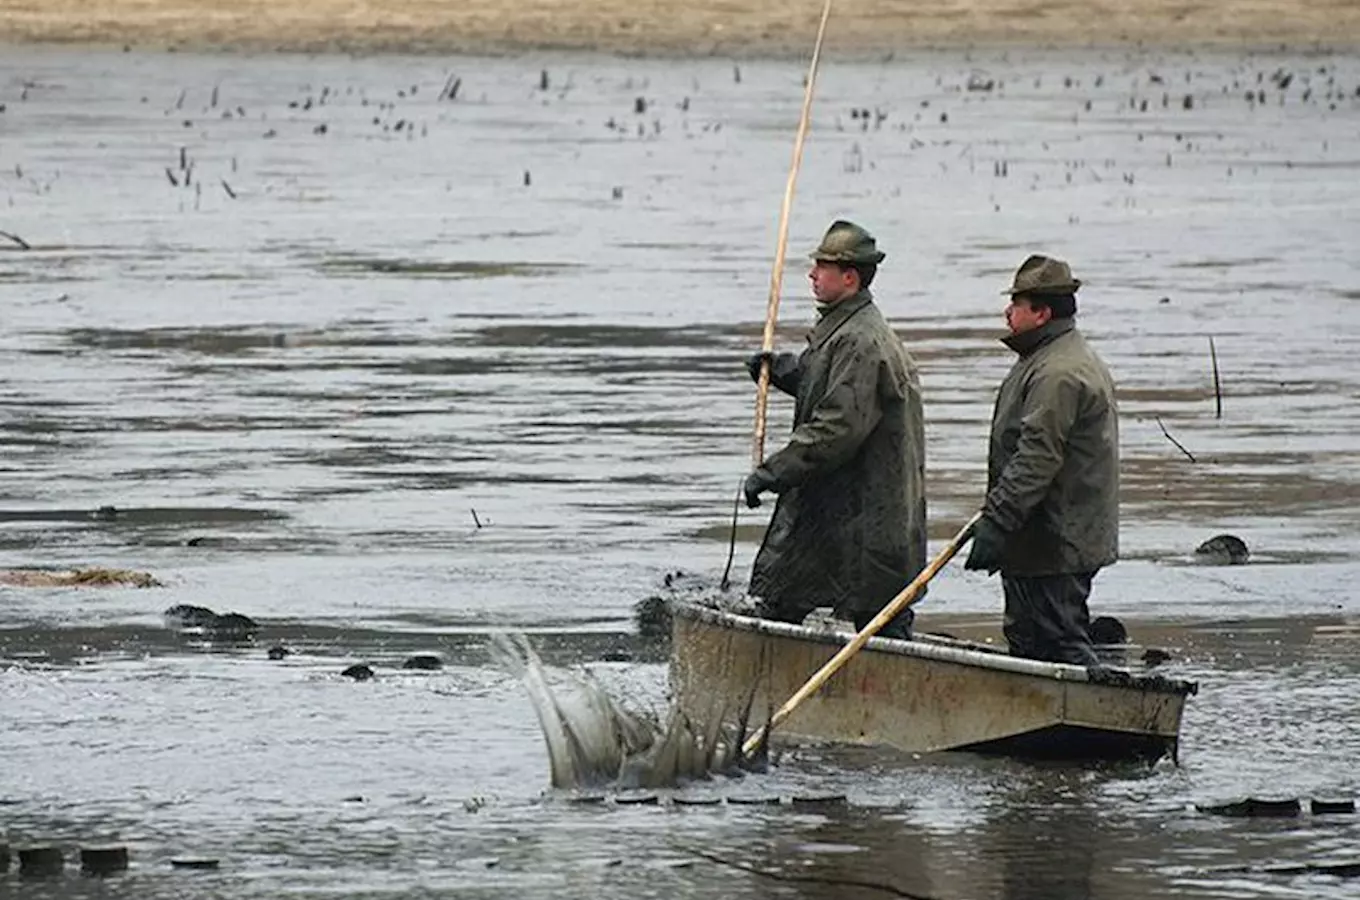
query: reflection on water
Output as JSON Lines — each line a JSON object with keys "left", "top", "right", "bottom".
{"left": 1, "top": 44, "right": 1359, "bottom": 899}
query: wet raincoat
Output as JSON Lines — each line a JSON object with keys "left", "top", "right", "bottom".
{"left": 749, "top": 291, "right": 928, "bottom": 620}
{"left": 985, "top": 318, "right": 1119, "bottom": 576}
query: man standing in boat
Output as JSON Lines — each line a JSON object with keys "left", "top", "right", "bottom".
{"left": 964, "top": 255, "right": 1118, "bottom": 667}
{"left": 741, "top": 220, "right": 928, "bottom": 640}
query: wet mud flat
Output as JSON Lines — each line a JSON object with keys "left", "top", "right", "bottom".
{"left": 1, "top": 44, "right": 1359, "bottom": 899}
{"left": 2, "top": 610, "right": 1360, "bottom": 899}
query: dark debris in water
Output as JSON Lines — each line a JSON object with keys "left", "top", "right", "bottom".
{"left": 0, "top": 505, "right": 284, "bottom": 526}
{"left": 1194, "top": 533, "right": 1250, "bottom": 564}
{"left": 315, "top": 256, "right": 576, "bottom": 279}
{"left": 1197, "top": 796, "right": 1305, "bottom": 817}
{"left": 62, "top": 325, "right": 297, "bottom": 354}
{"left": 340, "top": 663, "right": 375, "bottom": 681}
{"left": 471, "top": 322, "right": 723, "bottom": 349}
{"left": 1208, "top": 859, "right": 1360, "bottom": 878}
{"left": 169, "top": 858, "right": 220, "bottom": 870}
{"left": 554, "top": 791, "right": 848, "bottom": 808}
{"left": 163, "top": 605, "right": 259, "bottom": 641}
{"left": 1, "top": 621, "right": 665, "bottom": 668}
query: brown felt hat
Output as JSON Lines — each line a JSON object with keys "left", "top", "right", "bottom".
{"left": 1002, "top": 254, "right": 1081, "bottom": 295}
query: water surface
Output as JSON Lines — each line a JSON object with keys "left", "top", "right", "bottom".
{"left": 2, "top": 45, "right": 1359, "bottom": 898}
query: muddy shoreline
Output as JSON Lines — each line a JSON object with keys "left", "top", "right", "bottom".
{"left": 3, "top": 0, "right": 1360, "bottom": 58}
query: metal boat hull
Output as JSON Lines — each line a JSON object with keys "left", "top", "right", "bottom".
{"left": 670, "top": 603, "right": 1196, "bottom": 763}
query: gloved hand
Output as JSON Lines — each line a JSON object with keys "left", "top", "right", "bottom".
{"left": 743, "top": 468, "right": 778, "bottom": 509}
{"left": 963, "top": 515, "right": 1007, "bottom": 575}
{"left": 744, "top": 351, "right": 775, "bottom": 384}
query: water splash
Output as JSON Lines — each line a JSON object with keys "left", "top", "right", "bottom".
{"left": 489, "top": 632, "right": 768, "bottom": 790}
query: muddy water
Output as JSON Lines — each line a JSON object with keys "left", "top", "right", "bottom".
{"left": 1, "top": 45, "right": 1359, "bottom": 898}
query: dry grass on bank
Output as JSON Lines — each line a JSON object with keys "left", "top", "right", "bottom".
{"left": 1, "top": 0, "right": 1358, "bottom": 56}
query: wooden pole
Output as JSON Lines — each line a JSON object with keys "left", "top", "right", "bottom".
{"left": 741, "top": 513, "right": 983, "bottom": 757}
{"left": 751, "top": 0, "right": 836, "bottom": 467}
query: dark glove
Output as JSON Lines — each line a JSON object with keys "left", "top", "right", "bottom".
{"left": 743, "top": 468, "right": 778, "bottom": 509}
{"left": 744, "top": 351, "right": 775, "bottom": 384}
{"left": 963, "top": 515, "right": 1007, "bottom": 575}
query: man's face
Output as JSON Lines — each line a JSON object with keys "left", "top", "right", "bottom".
{"left": 1005, "top": 293, "right": 1052, "bottom": 335}
{"left": 809, "top": 261, "right": 858, "bottom": 304}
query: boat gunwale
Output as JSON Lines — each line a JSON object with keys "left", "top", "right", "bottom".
{"left": 672, "top": 601, "right": 1198, "bottom": 697}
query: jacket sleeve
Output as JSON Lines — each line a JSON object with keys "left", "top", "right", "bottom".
{"left": 768, "top": 352, "right": 803, "bottom": 397}
{"left": 761, "top": 338, "right": 884, "bottom": 488}
{"left": 984, "top": 371, "right": 1082, "bottom": 533}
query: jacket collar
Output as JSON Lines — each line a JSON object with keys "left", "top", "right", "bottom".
{"left": 808, "top": 290, "right": 873, "bottom": 351}
{"left": 1002, "top": 316, "right": 1075, "bottom": 357}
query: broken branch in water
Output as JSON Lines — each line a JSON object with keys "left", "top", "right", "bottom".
{"left": 684, "top": 847, "right": 938, "bottom": 900}
{"left": 1209, "top": 335, "right": 1222, "bottom": 419}
{"left": 0, "top": 229, "right": 30, "bottom": 249}
{"left": 719, "top": 477, "right": 742, "bottom": 591}
{"left": 438, "top": 73, "right": 461, "bottom": 101}
{"left": 1156, "top": 416, "right": 1197, "bottom": 462}
{"left": 470, "top": 508, "right": 482, "bottom": 529}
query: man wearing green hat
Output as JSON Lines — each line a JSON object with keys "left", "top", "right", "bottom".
{"left": 741, "top": 220, "right": 927, "bottom": 640}
{"left": 963, "top": 254, "right": 1119, "bottom": 667}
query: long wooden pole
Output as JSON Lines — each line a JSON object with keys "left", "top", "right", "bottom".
{"left": 751, "top": 0, "right": 836, "bottom": 467}
{"left": 741, "top": 512, "right": 984, "bottom": 757}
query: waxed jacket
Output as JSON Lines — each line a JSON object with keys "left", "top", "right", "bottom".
{"left": 749, "top": 291, "right": 928, "bottom": 617}
{"left": 985, "top": 318, "right": 1119, "bottom": 576}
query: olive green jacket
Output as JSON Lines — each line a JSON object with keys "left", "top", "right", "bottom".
{"left": 985, "top": 318, "right": 1119, "bottom": 576}
{"left": 749, "top": 291, "right": 928, "bottom": 617}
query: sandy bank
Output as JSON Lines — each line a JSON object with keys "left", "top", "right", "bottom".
{"left": 2, "top": 0, "right": 1359, "bottom": 57}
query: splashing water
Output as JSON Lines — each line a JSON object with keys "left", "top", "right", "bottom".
{"left": 489, "top": 632, "right": 769, "bottom": 790}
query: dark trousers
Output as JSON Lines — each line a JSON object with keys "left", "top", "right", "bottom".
{"left": 852, "top": 607, "right": 914, "bottom": 640}
{"left": 1002, "top": 572, "right": 1100, "bottom": 666}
